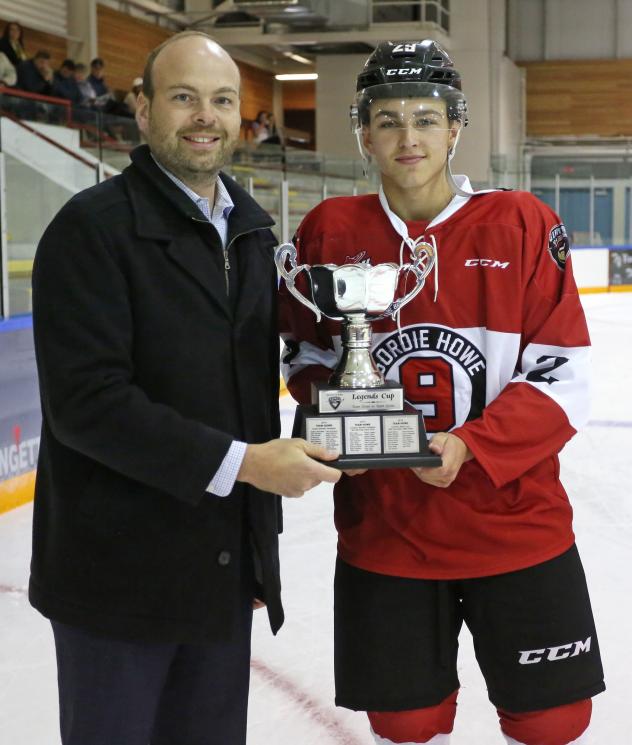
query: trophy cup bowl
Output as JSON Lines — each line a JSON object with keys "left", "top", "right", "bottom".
{"left": 276, "top": 242, "right": 434, "bottom": 388}
{"left": 276, "top": 241, "right": 442, "bottom": 469}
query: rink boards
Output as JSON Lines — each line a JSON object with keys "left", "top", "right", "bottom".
{"left": 0, "top": 316, "right": 40, "bottom": 514}
{"left": 0, "top": 250, "right": 630, "bottom": 516}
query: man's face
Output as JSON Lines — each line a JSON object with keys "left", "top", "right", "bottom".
{"left": 91, "top": 65, "right": 104, "bottom": 79}
{"left": 362, "top": 98, "right": 459, "bottom": 192}
{"left": 136, "top": 37, "right": 241, "bottom": 185}
{"left": 34, "top": 57, "right": 50, "bottom": 75}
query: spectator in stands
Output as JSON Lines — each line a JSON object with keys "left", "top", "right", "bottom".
{"left": 0, "top": 50, "right": 17, "bottom": 87}
{"left": 17, "top": 49, "right": 54, "bottom": 96}
{"left": 74, "top": 62, "right": 96, "bottom": 107}
{"left": 123, "top": 76, "right": 143, "bottom": 116}
{"left": 0, "top": 21, "right": 27, "bottom": 71}
{"left": 87, "top": 56, "right": 133, "bottom": 121}
{"left": 87, "top": 57, "right": 112, "bottom": 105}
{"left": 53, "top": 59, "right": 82, "bottom": 106}
{"left": 250, "top": 109, "right": 271, "bottom": 143}
{"left": 15, "top": 50, "right": 58, "bottom": 122}
{"left": 263, "top": 111, "right": 282, "bottom": 145}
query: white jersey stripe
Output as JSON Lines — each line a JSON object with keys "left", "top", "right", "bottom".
{"left": 516, "top": 342, "right": 591, "bottom": 431}
{"left": 283, "top": 323, "right": 589, "bottom": 432}
{"left": 280, "top": 335, "right": 338, "bottom": 384}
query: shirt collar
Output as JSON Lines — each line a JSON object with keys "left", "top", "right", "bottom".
{"left": 213, "top": 176, "right": 234, "bottom": 222}
{"left": 151, "top": 154, "right": 234, "bottom": 223}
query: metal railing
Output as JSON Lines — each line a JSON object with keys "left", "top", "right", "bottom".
{"left": 371, "top": 0, "right": 450, "bottom": 30}
{"left": 0, "top": 85, "right": 72, "bottom": 126}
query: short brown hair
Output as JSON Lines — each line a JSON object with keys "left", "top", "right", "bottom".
{"left": 142, "top": 31, "right": 234, "bottom": 100}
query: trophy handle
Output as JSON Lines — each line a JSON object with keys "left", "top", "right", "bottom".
{"left": 389, "top": 242, "right": 437, "bottom": 318}
{"left": 275, "top": 242, "right": 322, "bottom": 322}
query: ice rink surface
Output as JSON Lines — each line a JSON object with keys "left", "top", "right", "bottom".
{"left": 1, "top": 292, "right": 630, "bottom": 744}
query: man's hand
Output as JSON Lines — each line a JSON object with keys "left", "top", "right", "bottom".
{"left": 411, "top": 433, "right": 473, "bottom": 488}
{"left": 237, "top": 438, "right": 341, "bottom": 497}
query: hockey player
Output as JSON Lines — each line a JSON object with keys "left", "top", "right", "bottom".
{"left": 278, "top": 40, "right": 605, "bottom": 745}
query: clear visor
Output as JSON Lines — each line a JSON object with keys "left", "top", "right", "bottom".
{"left": 351, "top": 81, "right": 467, "bottom": 132}
{"left": 370, "top": 101, "right": 453, "bottom": 134}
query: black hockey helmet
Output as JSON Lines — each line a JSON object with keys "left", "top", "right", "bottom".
{"left": 354, "top": 40, "right": 467, "bottom": 127}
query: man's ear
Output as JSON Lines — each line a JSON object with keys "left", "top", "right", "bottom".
{"left": 135, "top": 92, "right": 150, "bottom": 135}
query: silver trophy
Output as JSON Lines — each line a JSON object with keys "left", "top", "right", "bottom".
{"left": 276, "top": 242, "right": 442, "bottom": 469}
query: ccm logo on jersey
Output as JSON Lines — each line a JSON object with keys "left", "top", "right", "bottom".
{"left": 518, "top": 637, "right": 592, "bottom": 665}
{"left": 464, "top": 258, "right": 510, "bottom": 269}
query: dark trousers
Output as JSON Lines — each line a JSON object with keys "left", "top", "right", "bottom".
{"left": 51, "top": 590, "right": 254, "bottom": 745}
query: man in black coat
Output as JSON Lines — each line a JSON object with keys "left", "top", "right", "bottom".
{"left": 16, "top": 49, "right": 54, "bottom": 95}
{"left": 30, "top": 30, "right": 340, "bottom": 745}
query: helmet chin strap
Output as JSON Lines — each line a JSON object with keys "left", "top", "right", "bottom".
{"left": 354, "top": 127, "right": 371, "bottom": 178}
{"left": 446, "top": 127, "right": 473, "bottom": 197}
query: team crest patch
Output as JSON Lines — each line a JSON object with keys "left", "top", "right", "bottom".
{"left": 548, "top": 224, "right": 570, "bottom": 271}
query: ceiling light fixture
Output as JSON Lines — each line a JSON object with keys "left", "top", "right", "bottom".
{"left": 283, "top": 51, "right": 313, "bottom": 65}
{"left": 275, "top": 73, "right": 318, "bottom": 81}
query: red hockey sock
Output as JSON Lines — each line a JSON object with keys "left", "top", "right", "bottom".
{"left": 497, "top": 698, "right": 592, "bottom": 745}
{"left": 368, "top": 690, "right": 458, "bottom": 744}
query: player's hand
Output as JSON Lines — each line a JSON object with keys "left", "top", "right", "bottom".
{"left": 253, "top": 598, "right": 266, "bottom": 610}
{"left": 411, "top": 433, "right": 473, "bottom": 488}
{"left": 237, "top": 438, "right": 340, "bottom": 497}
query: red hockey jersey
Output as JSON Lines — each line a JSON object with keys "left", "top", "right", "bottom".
{"left": 278, "top": 184, "right": 590, "bottom": 579}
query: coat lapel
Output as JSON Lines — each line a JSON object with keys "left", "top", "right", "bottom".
{"left": 219, "top": 174, "right": 277, "bottom": 327}
{"left": 165, "top": 230, "right": 231, "bottom": 318}
{"left": 123, "top": 147, "right": 276, "bottom": 322}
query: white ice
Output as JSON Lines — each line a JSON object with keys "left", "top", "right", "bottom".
{"left": 1, "top": 293, "right": 630, "bottom": 744}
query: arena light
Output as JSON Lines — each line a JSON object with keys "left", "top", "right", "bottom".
{"left": 275, "top": 73, "right": 318, "bottom": 81}
{"left": 283, "top": 51, "right": 313, "bottom": 65}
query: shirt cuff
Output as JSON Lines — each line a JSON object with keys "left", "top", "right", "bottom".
{"left": 206, "top": 440, "right": 247, "bottom": 497}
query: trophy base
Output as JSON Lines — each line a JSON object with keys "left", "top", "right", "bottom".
{"left": 292, "top": 402, "right": 442, "bottom": 470}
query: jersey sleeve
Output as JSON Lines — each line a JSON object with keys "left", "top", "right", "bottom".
{"left": 452, "top": 204, "right": 591, "bottom": 488}
{"left": 278, "top": 211, "right": 338, "bottom": 405}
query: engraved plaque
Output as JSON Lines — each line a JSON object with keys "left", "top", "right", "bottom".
{"left": 383, "top": 414, "right": 420, "bottom": 454}
{"left": 344, "top": 416, "right": 382, "bottom": 455}
{"left": 306, "top": 417, "right": 342, "bottom": 452}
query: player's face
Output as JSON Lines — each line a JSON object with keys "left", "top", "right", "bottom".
{"left": 362, "top": 98, "right": 459, "bottom": 193}
{"left": 136, "top": 36, "right": 241, "bottom": 186}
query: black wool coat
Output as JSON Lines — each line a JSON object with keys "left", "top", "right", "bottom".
{"left": 29, "top": 145, "right": 284, "bottom": 642}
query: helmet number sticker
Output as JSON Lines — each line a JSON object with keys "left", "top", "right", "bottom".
{"left": 392, "top": 43, "right": 417, "bottom": 55}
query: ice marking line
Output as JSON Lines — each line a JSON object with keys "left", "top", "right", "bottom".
{"left": 0, "top": 584, "right": 27, "bottom": 595}
{"left": 250, "top": 658, "right": 365, "bottom": 745}
{"left": 587, "top": 420, "right": 632, "bottom": 428}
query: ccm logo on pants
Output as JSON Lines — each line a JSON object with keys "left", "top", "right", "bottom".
{"left": 519, "top": 637, "right": 591, "bottom": 665}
